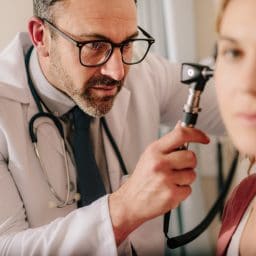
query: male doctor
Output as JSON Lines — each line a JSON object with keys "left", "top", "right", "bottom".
{"left": 0, "top": 0, "right": 223, "bottom": 255}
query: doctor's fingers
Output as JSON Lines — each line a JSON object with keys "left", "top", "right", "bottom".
{"left": 157, "top": 124, "right": 210, "bottom": 153}
{"left": 164, "top": 149, "right": 197, "bottom": 170}
{"left": 167, "top": 168, "right": 197, "bottom": 186}
{"left": 166, "top": 184, "right": 193, "bottom": 209}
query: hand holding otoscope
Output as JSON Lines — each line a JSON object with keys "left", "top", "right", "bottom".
{"left": 165, "top": 63, "right": 239, "bottom": 249}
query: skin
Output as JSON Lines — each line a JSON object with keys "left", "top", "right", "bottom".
{"left": 28, "top": 0, "right": 210, "bottom": 246}
{"left": 215, "top": 0, "right": 256, "bottom": 254}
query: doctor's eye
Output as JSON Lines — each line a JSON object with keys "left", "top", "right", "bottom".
{"left": 86, "top": 42, "right": 109, "bottom": 51}
{"left": 121, "top": 41, "right": 133, "bottom": 52}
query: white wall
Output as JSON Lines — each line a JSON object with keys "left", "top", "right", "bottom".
{"left": 137, "top": 0, "right": 217, "bottom": 63}
{"left": 0, "top": 0, "right": 32, "bottom": 50}
{"left": 195, "top": 0, "right": 217, "bottom": 60}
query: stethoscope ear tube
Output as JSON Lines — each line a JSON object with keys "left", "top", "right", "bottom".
{"left": 166, "top": 151, "right": 238, "bottom": 248}
{"left": 29, "top": 112, "right": 65, "bottom": 143}
{"left": 101, "top": 117, "right": 128, "bottom": 176}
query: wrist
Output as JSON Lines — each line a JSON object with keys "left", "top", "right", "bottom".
{"left": 108, "top": 183, "right": 141, "bottom": 246}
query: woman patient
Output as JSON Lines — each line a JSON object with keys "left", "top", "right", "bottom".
{"left": 215, "top": 0, "right": 256, "bottom": 255}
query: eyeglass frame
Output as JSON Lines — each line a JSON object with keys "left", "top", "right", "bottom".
{"left": 42, "top": 18, "right": 155, "bottom": 67}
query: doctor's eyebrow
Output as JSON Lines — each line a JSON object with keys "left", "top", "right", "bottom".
{"left": 77, "top": 31, "right": 139, "bottom": 41}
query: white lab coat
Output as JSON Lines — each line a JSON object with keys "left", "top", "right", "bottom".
{"left": 0, "top": 33, "right": 224, "bottom": 256}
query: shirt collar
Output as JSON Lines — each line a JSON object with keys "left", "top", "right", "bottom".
{"left": 29, "top": 48, "right": 75, "bottom": 116}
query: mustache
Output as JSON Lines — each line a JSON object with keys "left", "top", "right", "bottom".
{"left": 86, "top": 76, "right": 122, "bottom": 88}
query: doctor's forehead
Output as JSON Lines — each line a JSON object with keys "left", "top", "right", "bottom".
{"left": 52, "top": 0, "right": 137, "bottom": 40}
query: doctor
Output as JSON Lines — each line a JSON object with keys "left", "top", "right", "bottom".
{"left": 0, "top": 0, "right": 223, "bottom": 255}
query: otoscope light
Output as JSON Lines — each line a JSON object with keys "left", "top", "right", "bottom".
{"left": 180, "top": 63, "right": 214, "bottom": 128}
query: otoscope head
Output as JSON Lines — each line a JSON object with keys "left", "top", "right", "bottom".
{"left": 180, "top": 63, "right": 214, "bottom": 127}
{"left": 181, "top": 63, "right": 214, "bottom": 91}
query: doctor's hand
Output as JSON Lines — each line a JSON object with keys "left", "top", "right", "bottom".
{"left": 109, "top": 123, "right": 210, "bottom": 245}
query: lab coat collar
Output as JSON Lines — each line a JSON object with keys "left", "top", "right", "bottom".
{"left": 29, "top": 48, "right": 75, "bottom": 117}
{"left": 0, "top": 32, "right": 31, "bottom": 104}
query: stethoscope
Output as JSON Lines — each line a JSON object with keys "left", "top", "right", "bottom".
{"left": 25, "top": 46, "right": 129, "bottom": 209}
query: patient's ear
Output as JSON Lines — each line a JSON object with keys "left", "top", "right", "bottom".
{"left": 27, "top": 16, "right": 50, "bottom": 57}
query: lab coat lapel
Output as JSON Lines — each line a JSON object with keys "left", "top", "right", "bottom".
{"left": 0, "top": 33, "right": 31, "bottom": 105}
{"left": 103, "top": 87, "right": 131, "bottom": 191}
{"left": 0, "top": 32, "right": 64, "bottom": 156}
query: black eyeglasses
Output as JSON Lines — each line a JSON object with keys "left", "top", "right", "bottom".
{"left": 43, "top": 19, "right": 155, "bottom": 67}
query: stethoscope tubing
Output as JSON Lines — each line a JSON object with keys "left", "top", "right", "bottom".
{"left": 29, "top": 112, "right": 65, "bottom": 143}
{"left": 25, "top": 46, "right": 78, "bottom": 208}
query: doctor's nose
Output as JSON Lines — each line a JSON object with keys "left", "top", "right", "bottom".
{"left": 100, "top": 48, "right": 125, "bottom": 81}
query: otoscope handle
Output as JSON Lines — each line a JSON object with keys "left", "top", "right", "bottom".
{"left": 182, "top": 112, "right": 198, "bottom": 128}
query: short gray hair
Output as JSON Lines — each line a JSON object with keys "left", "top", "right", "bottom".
{"left": 33, "top": 0, "right": 137, "bottom": 21}
{"left": 33, "top": 0, "right": 64, "bottom": 21}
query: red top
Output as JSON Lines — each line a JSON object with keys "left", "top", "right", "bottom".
{"left": 216, "top": 174, "right": 256, "bottom": 256}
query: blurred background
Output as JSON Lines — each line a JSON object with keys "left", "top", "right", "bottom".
{"left": 0, "top": 0, "right": 216, "bottom": 62}
{"left": 0, "top": 1, "right": 248, "bottom": 255}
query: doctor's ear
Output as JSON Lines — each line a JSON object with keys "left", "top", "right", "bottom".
{"left": 28, "top": 17, "right": 50, "bottom": 57}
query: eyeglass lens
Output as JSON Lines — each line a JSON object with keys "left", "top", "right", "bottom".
{"left": 80, "top": 40, "right": 150, "bottom": 66}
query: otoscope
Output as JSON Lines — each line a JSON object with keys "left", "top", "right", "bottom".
{"left": 164, "top": 63, "right": 239, "bottom": 249}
